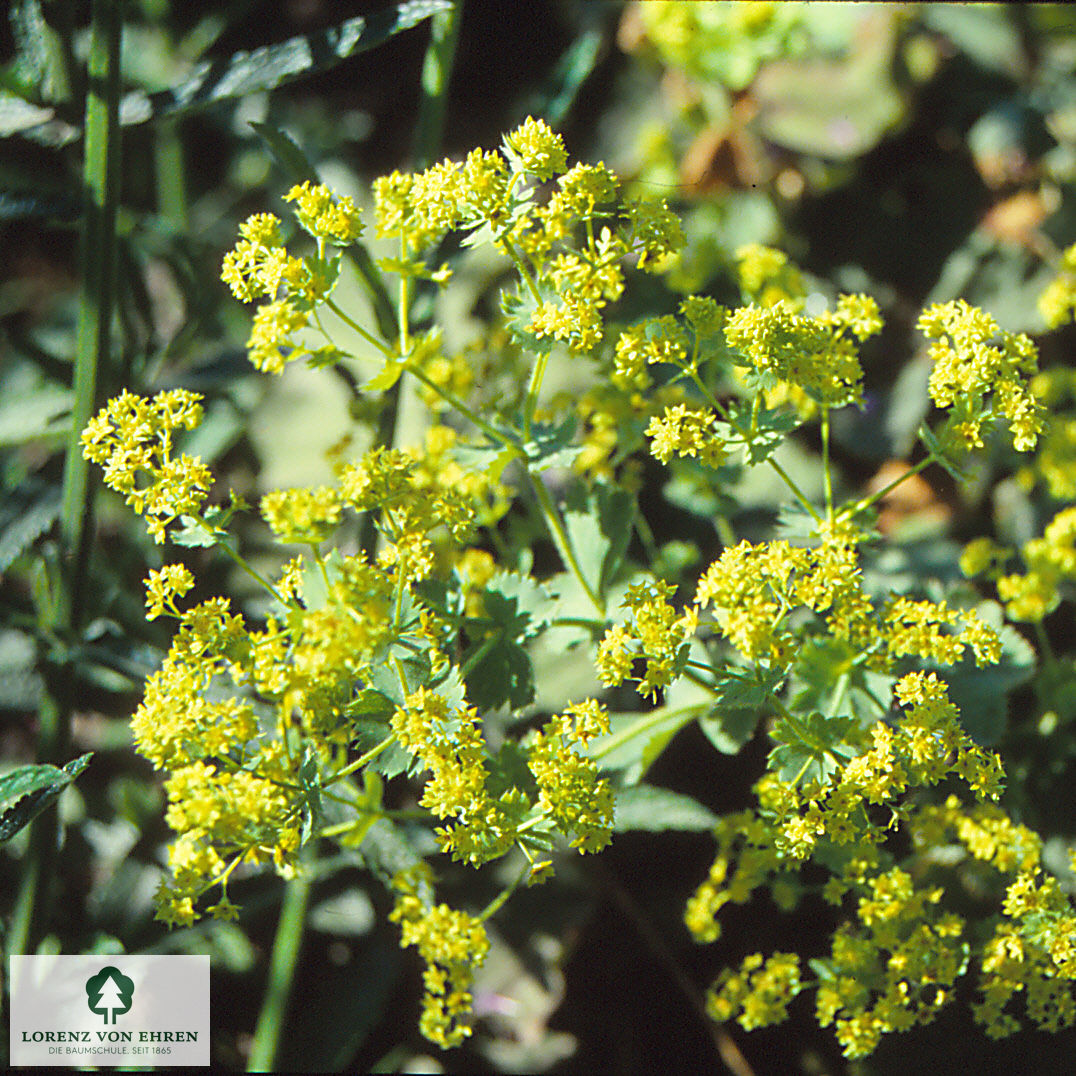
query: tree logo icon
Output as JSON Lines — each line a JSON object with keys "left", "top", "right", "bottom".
{"left": 85, "top": 966, "right": 135, "bottom": 1024}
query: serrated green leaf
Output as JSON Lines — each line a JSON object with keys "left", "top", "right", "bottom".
{"left": 612, "top": 784, "right": 719, "bottom": 833}
{"left": 364, "top": 359, "right": 405, "bottom": 392}
{"left": 0, "top": 753, "right": 92, "bottom": 843}
{"left": 718, "top": 399, "right": 802, "bottom": 466}
{"left": 522, "top": 415, "right": 581, "bottom": 472}
{"left": 563, "top": 482, "right": 634, "bottom": 601}
{"left": 117, "top": 1, "right": 453, "bottom": 128}
{"left": 0, "top": 477, "right": 61, "bottom": 572}
{"left": 698, "top": 706, "right": 758, "bottom": 755}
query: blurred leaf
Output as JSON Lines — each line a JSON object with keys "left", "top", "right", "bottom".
{"left": 0, "top": 476, "right": 61, "bottom": 572}
{"left": 564, "top": 482, "right": 635, "bottom": 600}
{"left": 249, "top": 121, "right": 317, "bottom": 184}
{"left": 0, "top": 383, "right": 71, "bottom": 447}
{"left": 613, "top": 784, "right": 719, "bottom": 833}
{"left": 933, "top": 607, "right": 1037, "bottom": 747}
{"left": 118, "top": 1, "right": 453, "bottom": 128}
{"left": 922, "top": 4, "right": 1027, "bottom": 77}
{"left": 754, "top": 7, "right": 906, "bottom": 159}
{"left": 0, "top": 753, "right": 93, "bottom": 843}
{"left": 0, "top": 627, "right": 42, "bottom": 710}
{"left": 0, "top": 189, "right": 80, "bottom": 223}
{"left": 9, "top": 0, "right": 58, "bottom": 98}
{"left": 518, "top": 28, "right": 604, "bottom": 127}
{"left": 591, "top": 706, "right": 698, "bottom": 785}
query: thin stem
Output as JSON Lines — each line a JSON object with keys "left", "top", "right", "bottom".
{"left": 525, "top": 470, "right": 605, "bottom": 617}
{"left": 327, "top": 734, "right": 396, "bottom": 785}
{"left": 411, "top": 5, "right": 461, "bottom": 170}
{"left": 404, "top": 359, "right": 516, "bottom": 447}
{"left": 10, "top": 0, "right": 125, "bottom": 964}
{"left": 497, "top": 232, "right": 543, "bottom": 306}
{"left": 214, "top": 539, "right": 289, "bottom": 608}
{"left": 479, "top": 860, "right": 532, "bottom": 922}
{"left": 821, "top": 405, "right": 834, "bottom": 524}
{"left": 324, "top": 297, "right": 394, "bottom": 359}
{"left": 523, "top": 348, "right": 550, "bottom": 441}
{"left": 844, "top": 454, "right": 936, "bottom": 518}
{"left": 247, "top": 858, "right": 313, "bottom": 1072}
{"left": 684, "top": 368, "right": 820, "bottom": 524}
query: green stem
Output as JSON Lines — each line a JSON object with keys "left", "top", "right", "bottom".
{"left": 479, "top": 860, "right": 532, "bottom": 922}
{"left": 412, "top": 5, "right": 461, "bottom": 169}
{"left": 214, "top": 539, "right": 289, "bottom": 608}
{"left": 522, "top": 348, "right": 550, "bottom": 441}
{"left": 685, "top": 369, "right": 820, "bottom": 524}
{"left": 327, "top": 734, "right": 396, "bottom": 785}
{"left": 844, "top": 454, "right": 936, "bottom": 518}
{"left": 323, "top": 298, "right": 393, "bottom": 358}
{"left": 821, "top": 406, "right": 833, "bottom": 524}
{"left": 525, "top": 470, "right": 605, "bottom": 617}
{"left": 247, "top": 860, "right": 313, "bottom": 1073}
{"left": 9, "top": 0, "right": 125, "bottom": 964}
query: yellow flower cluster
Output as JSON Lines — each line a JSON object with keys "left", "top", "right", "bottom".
{"left": 814, "top": 867, "right": 967, "bottom": 1059}
{"left": 144, "top": 563, "right": 195, "bottom": 620}
{"left": 221, "top": 183, "right": 361, "bottom": 375}
{"left": 883, "top": 597, "right": 1001, "bottom": 666}
{"left": 391, "top": 687, "right": 517, "bottom": 865}
{"left": 389, "top": 866, "right": 490, "bottom": 1049}
{"left": 282, "top": 180, "right": 363, "bottom": 244}
{"left": 596, "top": 578, "right": 698, "bottom": 699}
{"left": 706, "top": 951, "right": 802, "bottom": 1032}
{"left": 693, "top": 531, "right": 874, "bottom": 665}
{"left": 918, "top": 299, "right": 1044, "bottom": 452}
{"left": 1038, "top": 242, "right": 1076, "bottom": 329}
{"left": 527, "top": 700, "right": 614, "bottom": 853}
{"left": 724, "top": 292, "right": 881, "bottom": 408}
{"left": 645, "top": 402, "right": 727, "bottom": 467}
{"left": 735, "top": 242, "right": 805, "bottom": 307}
{"left": 1018, "top": 367, "right": 1076, "bottom": 499}
{"left": 81, "top": 389, "right": 213, "bottom": 543}
{"left": 368, "top": 117, "right": 681, "bottom": 356}
{"left": 908, "top": 796, "right": 1076, "bottom": 1039}
{"left": 967, "top": 506, "right": 1076, "bottom": 622}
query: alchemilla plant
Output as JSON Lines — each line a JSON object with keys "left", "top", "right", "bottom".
{"left": 82, "top": 116, "right": 1076, "bottom": 1056}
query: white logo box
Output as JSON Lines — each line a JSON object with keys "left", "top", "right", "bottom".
{"left": 9, "top": 955, "right": 209, "bottom": 1067}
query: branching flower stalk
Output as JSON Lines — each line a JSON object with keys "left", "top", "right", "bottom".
{"left": 82, "top": 114, "right": 1076, "bottom": 1058}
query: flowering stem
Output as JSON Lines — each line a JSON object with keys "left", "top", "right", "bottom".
{"left": 479, "top": 860, "right": 532, "bottom": 922}
{"left": 328, "top": 734, "right": 397, "bottom": 785}
{"left": 214, "top": 538, "right": 289, "bottom": 608}
{"left": 498, "top": 232, "right": 543, "bottom": 306}
{"left": 844, "top": 453, "right": 937, "bottom": 518}
{"left": 523, "top": 347, "right": 551, "bottom": 441}
{"left": 525, "top": 469, "right": 606, "bottom": 617}
{"left": 821, "top": 406, "right": 834, "bottom": 523}
{"left": 323, "top": 298, "right": 393, "bottom": 358}
{"left": 401, "top": 360, "right": 511, "bottom": 447}
{"left": 247, "top": 852, "right": 313, "bottom": 1073}
{"left": 685, "top": 368, "right": 820, "bottom": 523}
